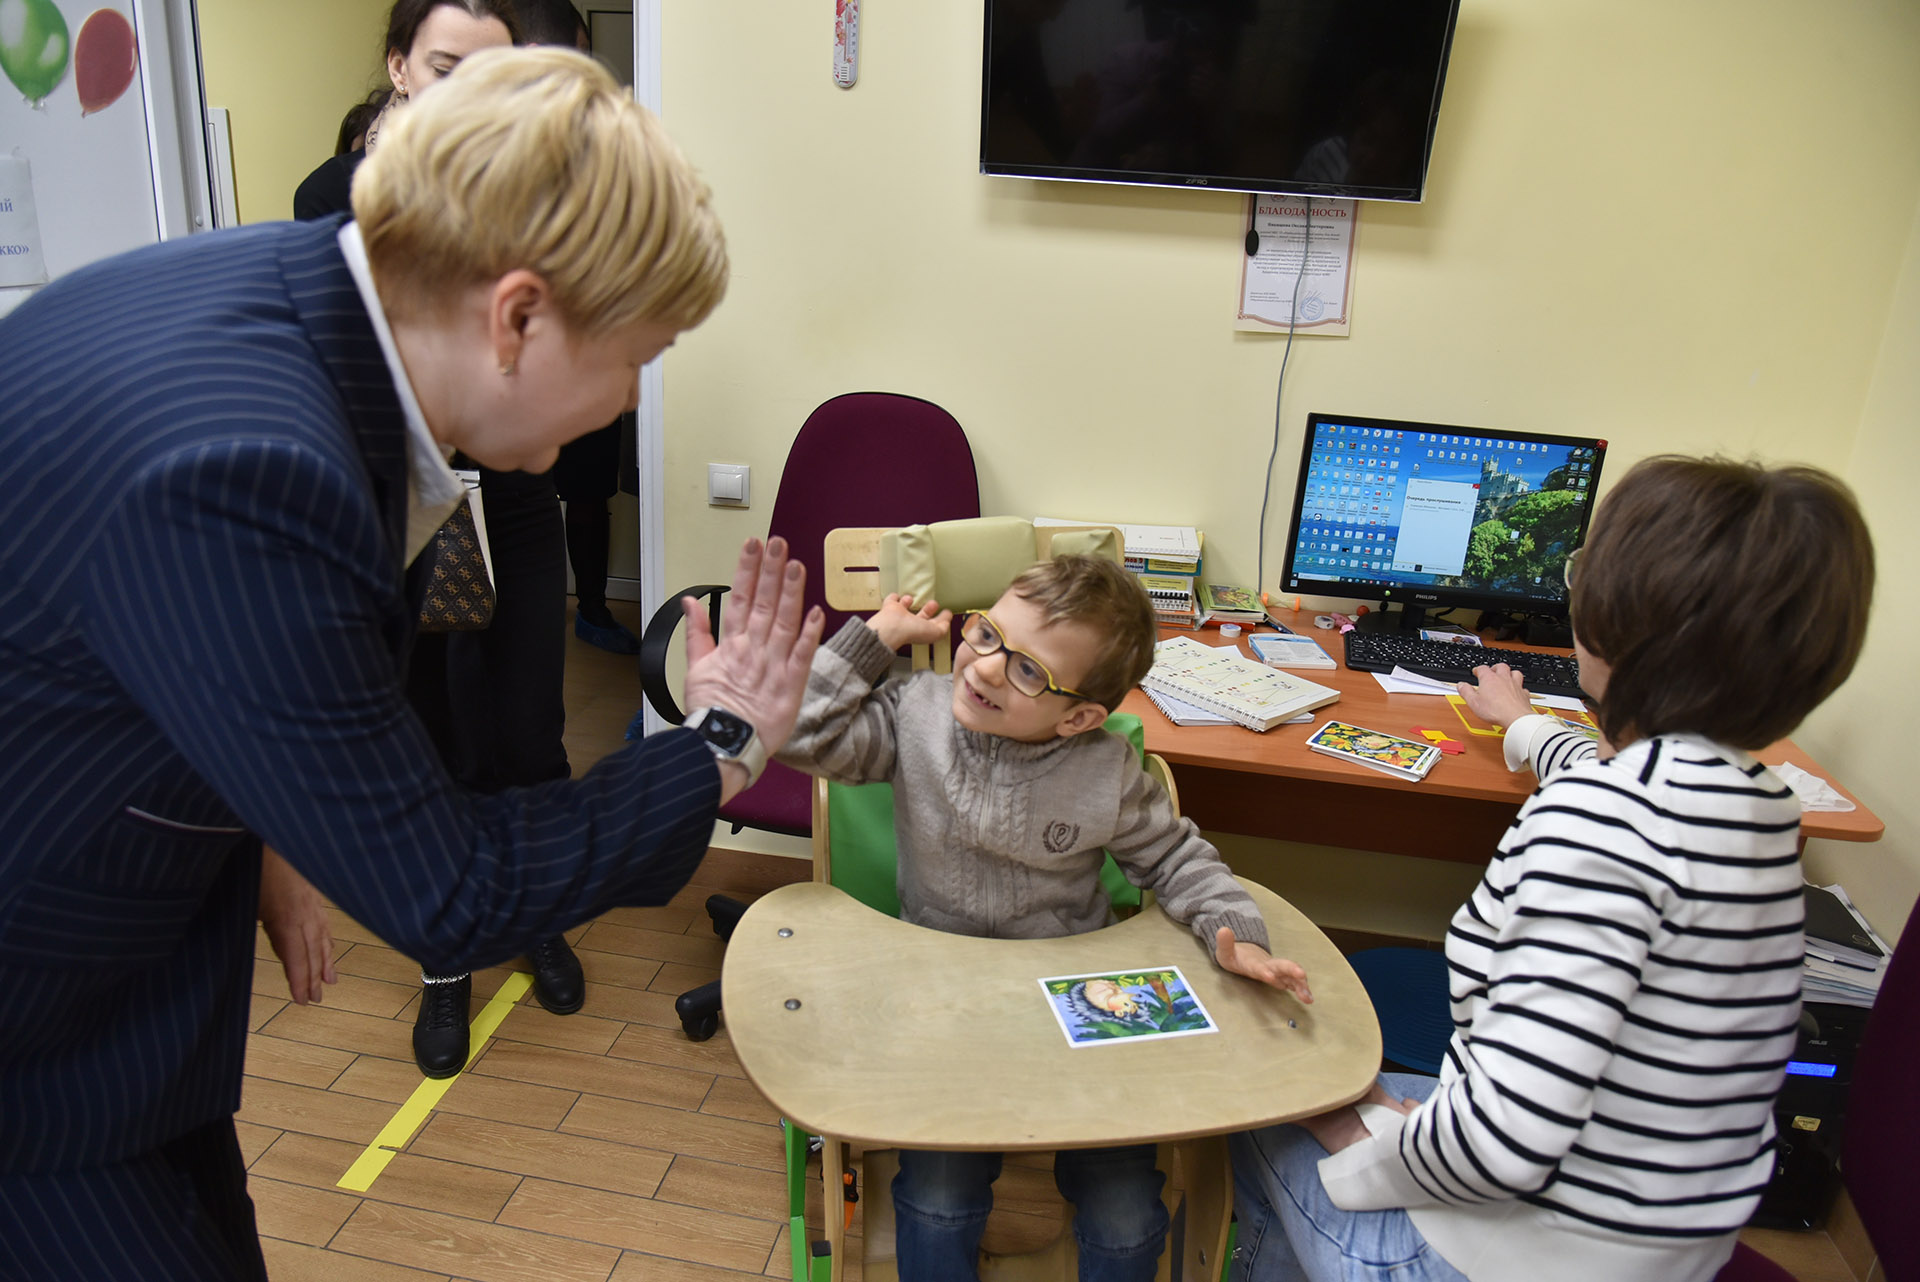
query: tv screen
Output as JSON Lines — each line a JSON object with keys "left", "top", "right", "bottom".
{"left": 980, "top": 0, "right": 1461, "bottom": 202}
{"left": 1280, "top": 413, "right": 1608, "bottom": 624}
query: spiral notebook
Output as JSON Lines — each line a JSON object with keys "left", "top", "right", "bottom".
{"left": 1142, "top": 636, "right": 1339, "bottom": 731}
{"left": 1144, "top": 684, "right": 1316, "bottom": 728}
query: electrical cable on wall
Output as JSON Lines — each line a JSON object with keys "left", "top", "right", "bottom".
{"left": 1255, "top": 196, "right": 1313, "bottom": 599}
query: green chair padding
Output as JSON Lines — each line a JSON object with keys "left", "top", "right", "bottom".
{"left": 825, "top": 713, "right": 1148, "bottom": 919}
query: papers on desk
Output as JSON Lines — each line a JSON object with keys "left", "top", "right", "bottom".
{"left": 1034, "top": 516, "right": 1201, "bottom": 567}
{"left": 1774, "top": 762, "right": 1858, "bottom": 812}
{"left": 1038, "top": 966, "right": 1219, "bottom": 1047}
{"left": 1144, "top": 685, "right": 1314, "bottom": 728}
{"left": 1372, "top": 666, "right": 1590, "bottom": 712}
{"left": 1371, "top": 666, "right": 1456, "bottom": 696}
{"left": 1248, "top": 630, "right": 1337, "bottom": 670}
{"left": 1802, "top": 883, "right": 1889, "bottom": 1009}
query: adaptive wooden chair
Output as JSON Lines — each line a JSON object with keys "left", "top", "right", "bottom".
{"left": 766, "top": 517, "right": 1224, "bottom": 1281}
{"left": 777, "top": 717, "right": 1220, "bottom": 1282}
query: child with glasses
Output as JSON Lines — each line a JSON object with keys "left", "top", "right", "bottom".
{"left": 778, "top": 553, "right": 1311, "bottom": 1282}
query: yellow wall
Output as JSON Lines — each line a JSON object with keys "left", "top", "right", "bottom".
{"left": 658, "top": 1, "right": 1920, "bottom": 936}
{"left": 1797, "top": 198, "right": 1920, "bottom": 943}
{"left": 198, "top": 0, "right": 393, "bottom": 224}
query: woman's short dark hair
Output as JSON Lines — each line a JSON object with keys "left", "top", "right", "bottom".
{"left": 384, "top": 0, "right": 520, "bottom": 59}
{"left": 335, "top": 88, "right": 393, "bottom": 156}
{"left": 1571, "top": 455, "right": 1874, "bottom": 749}
{"left": 512, "top": 0, "right": 590, "bottom": 48}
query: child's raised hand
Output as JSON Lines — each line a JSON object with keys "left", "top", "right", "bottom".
{"left": 1456, "top": 662, "right": 1535, "bottom": 728}
{"left": 866, "top": 592, "right": 954, "bottom": 652}
{"left": 1214, "top": 926, "right": 1313, "bottom": 1003}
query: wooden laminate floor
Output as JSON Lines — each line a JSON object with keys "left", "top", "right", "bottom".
{"left": 238, "top": 600, "right": 1865, "bottom": 1282}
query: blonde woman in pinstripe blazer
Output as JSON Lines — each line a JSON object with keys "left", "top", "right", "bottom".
{"left": 0, "top": 49, "right": 822, "bottom": 1280}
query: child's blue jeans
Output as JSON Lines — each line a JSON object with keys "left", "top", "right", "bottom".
{"left": 1228, "top": 1073, "right": 1468, "bottom": 1282}
{"left": 893, "top": 1143, "right": 1168, "bottom": 1282}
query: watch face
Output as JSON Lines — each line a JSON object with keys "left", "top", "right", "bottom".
{"left": 695, "top": 708, "right": 755, "bottom": 755}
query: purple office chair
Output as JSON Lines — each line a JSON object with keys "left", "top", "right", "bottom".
{"left": 1715, "top": 894, "right": 1917, "bottom": 1282}
{"left": 637, "top": 392, "right": 980, "bottom": 1039}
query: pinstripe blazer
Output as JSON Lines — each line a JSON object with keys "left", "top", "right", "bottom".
{"left": 0, "top": 217, "right": 719, "bottom": 1171}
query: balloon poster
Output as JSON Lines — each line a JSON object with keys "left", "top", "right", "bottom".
{"left": 0, "top": 0, "right": 160, "bottom": 310}
{"left": 0, "top": 0, "right": 70, "bottom": 104}
{"left": 75, "top": 7, "right": 134, "bottom": 113}
{"left": 2, "top": 1, "right": 136, "bottom": 113}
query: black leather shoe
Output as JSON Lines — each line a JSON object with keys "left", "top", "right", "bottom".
{"left": 412, "top": 972, "right": 471, "bottom": 1079}
{"left": 528, "top": 935, "right": 585, "bottom": 1015}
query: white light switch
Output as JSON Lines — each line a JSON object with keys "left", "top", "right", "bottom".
{"left": 708, "top": 463, "right": 750, "bottom": 507}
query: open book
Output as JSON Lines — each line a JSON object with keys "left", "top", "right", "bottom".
{"left": 1142, "top": 636, "right": 1339, "bottom": 731}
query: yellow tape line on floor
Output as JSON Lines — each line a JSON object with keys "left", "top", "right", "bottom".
{"left": 336, "top": 969, "right": 535, "bottom": 1192}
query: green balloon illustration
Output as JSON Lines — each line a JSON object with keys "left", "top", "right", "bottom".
{"left": 0, "top": 0, "right": 72, "bottom": 104}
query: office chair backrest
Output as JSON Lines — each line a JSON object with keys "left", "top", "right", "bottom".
{"left": 772, "top": 393, "right": 981, "bottom": 639}
{"left": 1841, "top": 896, "right": 1917, "bottom": 1276}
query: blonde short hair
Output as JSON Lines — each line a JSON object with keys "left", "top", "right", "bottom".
{"left": 352, "top": 46, "right": 727, "bottom": 335}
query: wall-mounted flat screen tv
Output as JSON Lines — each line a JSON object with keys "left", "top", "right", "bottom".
{"left": 981, "top": 0, "right": 1461, "bottom": 202}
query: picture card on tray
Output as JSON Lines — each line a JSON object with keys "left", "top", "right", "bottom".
{"left": 1037, "top": 966, "right": 1218, "bottom": 1047}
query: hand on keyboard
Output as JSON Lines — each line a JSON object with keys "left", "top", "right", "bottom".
{"left": 1457, "top": 663, "right": 1535, "bottom": 727}
{"left": 1341, "top": 632, "right": 1587, "bottom": 698}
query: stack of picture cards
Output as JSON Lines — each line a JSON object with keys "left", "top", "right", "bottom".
{"left": 1306, "top": 720, "right": 1442, "bottom": 781}
{"left": 1142, "top": 636, "right": 1340, "bottom": 731}
{"left": 1199, "top": 583, "right": 1265, "bottom": 626}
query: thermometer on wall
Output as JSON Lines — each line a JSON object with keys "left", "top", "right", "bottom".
{"left": 834, "top": 0, "right": 860, "bottom": 88}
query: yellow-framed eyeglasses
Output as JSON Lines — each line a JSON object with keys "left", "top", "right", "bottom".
{"left": 958, "top": 610, "right": 1094, "bottom": 703}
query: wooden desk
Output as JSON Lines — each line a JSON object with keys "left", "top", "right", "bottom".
{"left": 1123, "top": 613, "right": 1883, "bottom": 863}
{"left": 724, "top": 878, "right": 1378, "bottom": 1282}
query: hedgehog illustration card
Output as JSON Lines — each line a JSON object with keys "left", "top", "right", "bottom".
{"left": 1037, "top": 966, "right": 1219, "bottom": 1047}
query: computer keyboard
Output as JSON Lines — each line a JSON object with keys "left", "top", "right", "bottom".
{"left": 1342, "top": 632, "right": 1588, "bottom": 699}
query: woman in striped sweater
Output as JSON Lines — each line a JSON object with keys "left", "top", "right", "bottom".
{"left": 1230, "top": 456, "right": 1875, "bottom": 1282}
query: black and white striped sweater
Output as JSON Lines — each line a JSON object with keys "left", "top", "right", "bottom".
{"left": 1319, "top": 721, "right": 1803, "bottom": 1282}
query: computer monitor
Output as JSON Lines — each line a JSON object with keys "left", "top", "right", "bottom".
{"left": 1279, "top": 412, "right": 1607, "bottom": 632}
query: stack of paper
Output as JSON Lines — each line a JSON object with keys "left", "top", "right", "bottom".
{"left": 1143, "top": 636, "right": 1339, "bottom": 731}
{"left": 1248, "top": 630, "right": 1336, "bottom": 670}
{"left": 1144, "top": 685, "right": 1314, "bottom": 728}
{"left": 1035, "top": 516, "right": 1202, "bottom": 571}
{"left": 1371, "top": 666, "right": 1458, "bottom": 696}
{"left": 1802, "top": 882, "right": 1889, "bottom": 1009}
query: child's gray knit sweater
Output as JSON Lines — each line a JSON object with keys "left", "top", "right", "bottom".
{"left": 777, "top": 620, "right": 1269, "bottom": 954}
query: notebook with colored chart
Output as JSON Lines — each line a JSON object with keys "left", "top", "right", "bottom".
{"left": 1142, "top": 636, "right": 1339, "bottom": 731}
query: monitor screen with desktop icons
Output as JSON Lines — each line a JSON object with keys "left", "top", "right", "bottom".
{"left": 1281, "top": 412, "right": 1607, "bottom": 621}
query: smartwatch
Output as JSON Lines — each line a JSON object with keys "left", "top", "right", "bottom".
{"left": 684, "top": 706, "right": 766, "bottom": 788}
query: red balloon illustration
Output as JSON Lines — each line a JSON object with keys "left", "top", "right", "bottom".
{"left": 75, "top": 8, "right": 137, "bottom": 116}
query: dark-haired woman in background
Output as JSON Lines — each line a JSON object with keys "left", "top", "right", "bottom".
{"left": 511, "top": 0, "right": 644, "bottom": 654}
{"left": 292, "top": 0, "right": 589, "bottom": 1080}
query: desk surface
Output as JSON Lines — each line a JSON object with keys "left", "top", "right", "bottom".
{"left": 722, "top": 879, "right": 1380, "bottom": 1152}
{"left": 1123, "top": 612, "right": 1882, "bottom": 846}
